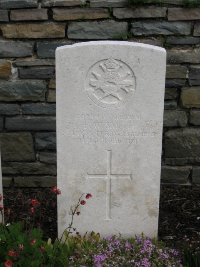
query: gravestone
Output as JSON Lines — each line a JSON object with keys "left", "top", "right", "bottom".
{"left": 56, "top": 41, "right": 166, "bottom": 238}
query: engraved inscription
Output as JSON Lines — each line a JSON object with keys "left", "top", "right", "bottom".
{"left": 85, "top": 58, "right": 136, "bottom": 107}
{"left": 86, "top": 150, "right": 132, "bottom": 220}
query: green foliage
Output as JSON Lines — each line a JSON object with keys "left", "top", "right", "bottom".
{"left": 182, "top": 233, "right": 200, "bottom": 267}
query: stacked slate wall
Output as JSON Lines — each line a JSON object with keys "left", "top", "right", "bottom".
{"left": 0, "top": 0, "right": 200, "bottom": 187}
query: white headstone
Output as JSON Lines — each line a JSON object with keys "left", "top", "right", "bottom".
{"left": 56, "top": 41, "right": 166, "bottom": 238}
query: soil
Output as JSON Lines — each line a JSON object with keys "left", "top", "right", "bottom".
{"left": 3, "top": 184, "right": 200, "bottom": 246}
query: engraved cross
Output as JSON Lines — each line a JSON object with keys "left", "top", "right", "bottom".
{"left": 86, "top": 150, "right": 132, "bottom": 220}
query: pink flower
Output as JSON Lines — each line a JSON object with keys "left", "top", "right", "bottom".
{"left": 86, "top": 193, "right": 92, "bottom": 199}
{"left": 30, "top": 239, "right": 36, "bottom": 245}
{"left": 4, "top": 260, "right": 12, "bottom": 267}
{"left": 80, "top": 200, "right": 86, "bottom": 205}
{"left": 7, "top": 250, "right": 18, "bottom": 257}
{"left": 51, "top": 186, "right": 61, "bottom": 195}
{"left": 31, "top": 199, "right": 40, "bottom": 207}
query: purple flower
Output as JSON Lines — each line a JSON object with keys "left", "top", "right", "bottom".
{"left": 141, "top": 257, "right": 151, "bottom": 267}
{"left": 94, "top": 254, "right": 107, "bottom": 267}
{"left": 125, "top": 241, "right": 132, "bottom": 250}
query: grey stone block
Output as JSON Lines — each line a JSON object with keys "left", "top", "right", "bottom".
{"left": 165, "top": 128, "right": 200, "bottom": 158}
{"left": 41, "top": 0, "right": 86, "bottom": 7}
{"left": 165, "top": 79, "right": 186, "bottom": 88}
{"left": 165, "top": 88, "right": 178, "bottom": 100}
{"left": 14, "top": 59, "right": 55, "bottom": 67}
{"left": 167, "top": 48, "right": 200, "bottom": 64}
{"left": 0, "top": 10, "right": 9, "bottom": 21}
{"left": 166, "top": 36, "right": 200, "bottom": 45}
{"left": 166, "top": 65, "right": 187, "bottom": 79}
{"left": 0, "top": 80, "right": 46, "bottom": 102}
{"left": 193, "top": 167, "right": 200, "bottom": 184}
{"left": 19, "top": 67, "right": 55, "bottom": 79}
{"left": 189, "top": 66, "right": 200, "bottom": 86}
{"left": 113, "top": 7, "right": 166, "bottom": 19}
{"left": 68, "top": 20, "right": 128, "bottom": 39}
{"left": 37, "top": 41, "right": 73, "bottom": 58}
{"left": 0, "top": 0, "right": 38, "bottom": 9}
{"left": 0, "top": 118, "right": 3, "bottom": 132}
{"left": 131, "top": 21, "right": 192, "bottom": 36}
{"left": 161, "top": 165, "right": 191, "bottom": 184}
{"left": 2, "top": 162, "right": 56, "bottom": 175}
{"left": 0, "top": 104, "right": 20, "bottom": 115}
{"left": 39, "top": 152, "right": 56, "bottom": 164}
{"left": 35, "top": 132, "right": 56, "bottom": 150}
{"left": 3, "top": 176, "right": 56, "bottom": 187}
{"left": 163, "top": 110, "right": 187, "bottom": 127}
{"left": 164, "top": 100, "right": 177, "bottom": 110}
{"left": 5, "top": 117, "right": 56, "bottom": 131}
{"left": 90, "top": 0, "right": 128, "bottom": 7}
{"left": 22, "top": 103, "right": 56, "bottom": 115}
{"left": 190, "top": 110, "right": 200, "bottom": 126}
{"left": 0, "top": 41, "right": 33, "bottom": 58}
{"left": 0, "top": 133, "right": 35, "bottom": 162}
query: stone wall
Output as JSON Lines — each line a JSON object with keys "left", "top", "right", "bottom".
{"left": 0, "top": 0, "right": 200, "bottom": 187}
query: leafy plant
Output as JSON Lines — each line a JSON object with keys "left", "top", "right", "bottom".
{"left": 182, "top": 232, "right": 200, "bottom": 267}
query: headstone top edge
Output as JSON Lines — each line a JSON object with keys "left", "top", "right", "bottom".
{"left": 56, "top": 41, "right": 166, "bottom": 55}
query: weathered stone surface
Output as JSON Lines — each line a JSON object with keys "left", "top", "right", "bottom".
{"left": 190, "top": 110, "right": 200, "bottom": 125}
{"left": 35, "top": 132, "right": 56, "bottom": 150}
{"left": 189, "top": 66, "right": 200, "bottom": 86}
{"left": 193, "top": 167, "right": 200, "bottom": 184}
{"left": 0, "top": 80, "right": 46, "bottom": 102}
{"left": 131, "top": 21, "right": 191, "bottom": 36}
{"left": 166, "top": 65, "right": 187, "bottom": 79}
{"left": 49, "top": 79, "right": 56, "bottom": 89}
{"left": 41, "top": 0, "right": 86, "bottom": 7}
{"left": 39, "top": 152, "right": 56, "bottom": 164}
{"left": 0, "top": 41, "right": 33, "bottom": 58}
{"left": 6, "top": 117, "right": 56, "bottom": 131}
{"left": 22, "top": 103, "right": 56, "bottom": 115}
{"left": 53, "top": 8, "right": 109, "bottom": 20}
{"left": 165, "top": 79, "right": 185, "bottom": 88}
{"left": 0, "top": 133, "right": 35, "bottom": 162}
{"left": 56, "top": 42, "right": 166, "bottom": 237}
{"left": 165, "top": 88, "right": 178, "bottom": 100}
{"left": 68, "top": 20, "right": 128, "bottom": 39}
{"left": 1, "top": 23, "right": 66, "bottom": 38}
{"left": 3, "top": 176, "right": 56, "bottom": 187}
{"left": 14, "top": 59, "right": 55, "bottom": 67}
{"left": 165, "top": 128, "right": 200, "bottom": 158}
{"left": 130, "top": 37, "right": 164, "bottom": 47}
{"left": 47, "top": 90, "right": 56, "bottom": 102}
{"left": 10, "top": 9, "right": 48, "bottom": 21}
{"left": 90, "top": 0, "right": 128, "bottom": 7}
{"left": 164, "top": 100, "right": 177, "bottom": 110}
{"left": 2, "top": 162, "right": 56, "bottom": 175}
{"left": 165, "top": 157, "right": 200, "bottom": 166}
{"left": 19, "top": 66, "right": 55, "bottom": 79}
{"left": 163, "top": 110, "right": 187, "bottom": 127}
{"left": 166, "top": 36, "right": 200, "bottom": 45}
{"left": 0, "top": 104, "right": 20, "bottom": 115}
{"left": 168, "top": 8, "right": 200, "bottom": 21}
{"left": 130, "top": 0, "right": 185, "bottom": 4}
{"left": 181, "top": 87, "right": 200, "bottom": 108}
{"left": 0, "top": 60, "right": 11, "bottom": 79}
{"left": 161, "top": 166, "right": 190, "bottom": 184}
{"left": 0, "top": 10, "right": 9, "bottom": 21}
{"left": 113, "top": 7, "right": 166, "bottom": 19}
{"left": 37, "top": 41, "right": 73, "bottom": 58}
{"left": 0, "top": 118, "right": 3, "bottom": 132}
{"left": 167, "top": 48, "right": 200, "bottom": 64}
{"left": 0, "top": 0, "right": 38, "bottom": 9}
{"left": 194, "top": 22, "right": 200, "bottom": 36}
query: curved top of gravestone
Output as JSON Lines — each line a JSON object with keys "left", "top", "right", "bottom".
{"left": 56, "top": 41, "right": 166, "bottom": 54}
